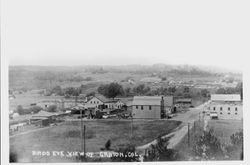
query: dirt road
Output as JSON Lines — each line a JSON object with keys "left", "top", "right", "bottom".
{"left": 136, "top": 101, "right": 209, "bottom": 155}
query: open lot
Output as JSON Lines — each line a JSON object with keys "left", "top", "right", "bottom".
{"left": 174, "top": 119, "right": 243, "bottom": 160}
{"left": 10, "top": 119, "right": 181, "bottom": 162}
{"left": 207, "top": 119, "right": 243, "bottom": 144}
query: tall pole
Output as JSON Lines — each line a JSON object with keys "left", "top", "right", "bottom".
{"left": 130, "top": 116, "right": 133, "bottom": 139}
{"left": 188, "top": 123, "right": 190, "bottom": 147}
{"left": 84, "top": 125, "right": 86, "bottom": 160}
{"left": 80, "top": 109, "right": 83, "bottom": 160}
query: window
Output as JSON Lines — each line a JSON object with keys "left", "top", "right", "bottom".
{"left": 136, "top": 105, "right": 138, "bottom": 109}
{"left": 228, "top": 107, "right": 230, "bottom": 111}
{"left": 213, "top": 107, "right": 216, "bottom": 111}
{"left": 90, "top": 101, "right": 92, "bottom": 104}
{"left": 228, "top": 112, "right": 230, "bottom": 115}
{"left": 149, "top": 105, "right": 152, "bottom": 110}
{"left": 235, "top": 113, "right": 238, "bottom": 115}
{"left": 97, "top": 101, "right": 99, "bottom": 104}
{"left": 220, "top": 107, "right": 223, "bottom": 111}
{"left": 141, "top": 106, "right": 143, "bottom": 110}
{"left": 94, "top": 101, "right": 95, "bottom": 104}
{"left": 235, "top": 107, "right": 238, "bottom": 111}
{"left": 220, "top": 112, "right": 223, "bottom": 115}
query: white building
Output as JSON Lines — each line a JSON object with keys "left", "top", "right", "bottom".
{"left": 132, "top": 96, "right": 173, "bottom": 119}
{"left": 207, "top": 94, "right": 242, "bottom": 120}
{"left": 84, "top": 95, "right": 124, "bottom": 110}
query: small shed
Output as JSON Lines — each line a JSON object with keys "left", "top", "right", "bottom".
{"left": 30, "top": 111, "right": 56, "bottom": 126}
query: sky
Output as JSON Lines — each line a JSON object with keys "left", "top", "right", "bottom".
{"left": 2, "top": 0, "right": 249, "bottom": 71}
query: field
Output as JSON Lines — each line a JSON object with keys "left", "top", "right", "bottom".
{"left": 9, "top": 92, "right": 64, "bottom": 111}
{"left": 10, "top": 120, "right": 181, "bottom": 163}
{"left": 174, "top": 119, "right": 243, "bottom": 160}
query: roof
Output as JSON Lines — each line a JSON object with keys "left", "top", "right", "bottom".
{"left": 115, "top": 97, "right": 133, "bottom": 104}
{"left": 175, "top": 98, "right": 192, "bottom": 103}
{"left": 87, "top": 94, "right": 111, "bottom": 103}
{"left": 32, "top": 111, "right": 56, "bottom": 117}
{"left": 132, "top": 96, "right": 173, "bottom": 106}
{"left": 211, "top": 94, "right": 241, "bottom": 102}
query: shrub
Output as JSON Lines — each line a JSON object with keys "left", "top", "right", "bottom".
{"left": 29, "top": 106, "right": 43, "bottom": 113}
{"left": 144, "top": 137, "right": 181, "bottom": 161}
{"left": 105, "top": 139, "right": 111, "bottom": 150}
{"left": 192, "top": 129, "right": 224, "bottom": 160}
{"left": 47, "top": 105, "right": 57, "bottom": 112}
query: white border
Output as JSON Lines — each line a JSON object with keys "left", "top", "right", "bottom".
{"left": 1, "top": 0, "right": 250, "bottom": 165}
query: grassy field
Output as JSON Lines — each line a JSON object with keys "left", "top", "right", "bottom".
{"left": 9, "top": 92, "right": 64, "bottom": 111}
{"left": 174, "top": 119, "right": 243, "bottom": 160}
{"left": 10, "top": 120, "right": 181, "bottom": 163}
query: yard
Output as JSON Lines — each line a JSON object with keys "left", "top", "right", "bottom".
{"left": 10, "top": 119, "right": 181, "bottom": 163}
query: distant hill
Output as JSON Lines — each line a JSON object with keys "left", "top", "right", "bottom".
{"left": 9, "top": 64, "right": 241, "bottom": 91}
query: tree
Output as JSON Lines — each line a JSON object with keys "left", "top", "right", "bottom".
{"left": 29, "top": 106, "right": 43, "bottom": 113}
{"left": 51, "top": 85, "right": 64, "bottom": 96}
{"left": 124, "top": 87, "right": 132, "bottom": 96}
{"left": 105, "top": 139, "right": 111, "bottom": 150}
{"left": 235, "top": 82, "right": 243, "bottom": 100}
{"left": 201, "top": 89, "right": 210, "bottom": 98}
{"left": 86, "top": 91, "right": 95, "bottom": 97}
{"left": 193, "top": 129, "right": 223, "bottom": 160}
{"left": 47, "top": 105, "right": 57, "bottom": 112}
{"left": 17, "top": 105, "right": 32, "bottom": 115}
{"left": 98, "top": 83, "right": 124, "bottom": 98}
{"left": 183, "top": 86, "right": 190, "bottom": 93}
{"left": 144, "top": 137, "right": 181, "bottom": 161}
{"left": 133, "top": 84, "right": 151, "bottom": 96}
{"left": 225, "top": 131, "right": 243, "bottom": 160}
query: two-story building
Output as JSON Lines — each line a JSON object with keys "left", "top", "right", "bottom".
{"left": 132, "top": 96, "right": 174, "bottom": 119}
{"left": 207, "top": 94, "right": 243, "bottom": 120}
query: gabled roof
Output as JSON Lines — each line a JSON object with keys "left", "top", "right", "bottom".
{"left": 211, "top": 94, "right": 241, "bottom": 102}
{"left": 132, "top": 96, "right": 173, "bottom": 106}
{"left": 87, "top": 94, "right": 111, "bottom": 103}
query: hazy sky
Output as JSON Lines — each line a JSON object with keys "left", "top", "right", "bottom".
{"left": 3, "top": 0, "right": 249, "bottom": 70}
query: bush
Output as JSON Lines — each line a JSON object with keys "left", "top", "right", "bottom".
{"left": 192, "top": 129, "right": 223, "bottom": 160}
{"left": 17, "top": 105, "right": 32, "bottom": 115}
{"left": 144, "top": 137, "right": 181, "bottom": 161}
{"left": 225, "top": 131, "right": 243, "bottom": 160}
{"left": 105, "top": 139, "right": 111, "bottom": 150}
{"left": 29, "top": 106, "right": 43, "bottom": 113}
{"left": 10, "top": 151, "right": 18, "bottom": 162}
{"left": 47, "top": 105, "right": 57, "bottom": 112}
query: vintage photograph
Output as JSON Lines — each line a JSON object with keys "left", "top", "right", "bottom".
{"left": 2, "top": 0, "right": 248, "bottom": 164}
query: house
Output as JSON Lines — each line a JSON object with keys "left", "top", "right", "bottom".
{"left": 30, "top": 111, "right": 56, "bottom": 126}
{"left": 132, "top": 96, "right": 174, "bottom": 119}
{"left": 207, "top": 94, "right": 242, "bottom": 120}
{"left": 84, "top": 94, "right": 124, "bottom": 110}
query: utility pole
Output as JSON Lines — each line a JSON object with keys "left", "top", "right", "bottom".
{"left": 188, "top": 123, "right": 190, "bottom": 147}
{"left": 84, "top": 125, "right": 86, "bottom": 160}
{"left": 130, "top": 115, "right": 133, "bottom": 139}
{"left": 80, "top": 109, "right": 83, "bottom": 161}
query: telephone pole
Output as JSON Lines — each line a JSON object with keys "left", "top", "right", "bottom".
{"left": 80, "top": 109, "right": 83, "bottom": 160}
{"left": 188, "top": 123, "right": 190, "bottom": 147}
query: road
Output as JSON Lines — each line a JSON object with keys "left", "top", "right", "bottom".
{"left": 136, "top": 101, "right": 209, "bottom": 155}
